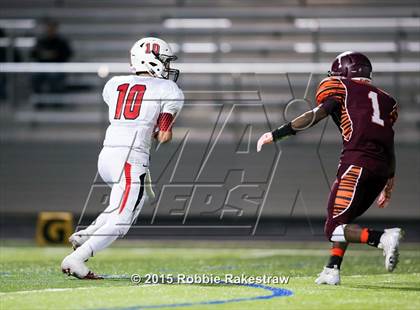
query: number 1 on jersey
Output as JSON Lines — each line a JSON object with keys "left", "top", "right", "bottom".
{"left": 115, "top": 84, "right": 146, "bottom": 120}
{"left": 368, "top": 91, "right": 384, "bottom": 126}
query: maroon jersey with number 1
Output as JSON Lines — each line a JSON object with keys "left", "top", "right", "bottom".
{"left": 316, "top": 77, "right": 398, "bottom": 178}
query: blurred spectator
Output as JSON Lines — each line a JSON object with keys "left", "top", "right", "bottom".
{"left": 31, "top": 18, "right": 72, "bottom": 93}
{"left": 0, "top": 28, "right": 22, "bottom": 62}
{"left": 0, "top": 28, "right": 21, "bottom": 100}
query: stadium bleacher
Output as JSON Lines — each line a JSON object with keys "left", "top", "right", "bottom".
{"left": 0, "top": 0, "right": 419, "bottom": 223}
{"left": 1, "top": 0, "right": 419, "bottom": 142}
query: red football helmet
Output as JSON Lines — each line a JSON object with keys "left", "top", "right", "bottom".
{"left": 328, "top": 51, "right": 372, "bottom": 80}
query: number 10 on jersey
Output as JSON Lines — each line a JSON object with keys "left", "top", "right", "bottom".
{"left": 114, "top": 84, "right": 147, "bottom": 120}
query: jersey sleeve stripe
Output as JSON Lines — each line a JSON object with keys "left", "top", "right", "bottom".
{"left": 315, "top": 77, "right": 353, "bottom": 141}
{"left": 316, "top": 78, "right": 346, "bottom": 106}
{"left": 340, "top": 104, "right": 353, "bottom": 141}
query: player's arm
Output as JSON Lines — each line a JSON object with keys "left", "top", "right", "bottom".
{"left": 377, "top": 140, "right": 397, "bottom": 208}
{"left": 155, "top": 113, "right": 174, "bottom": 143}
{"left": 377, "top": 175, "right": 395, "bottom": 209}
{"left": 102, "top": 77, "right": 116, "bottom": 106}
{"left": 389, "top": 144, "right": 396, "bottom": 179}
{"left": 257, "top": 105, "right": 330, "bottom": 152}
{"left": 377, "top": 102, "right": 398, "bottom": 208}
{"left": 156, "top": 82, "right": 184, "bottom": 144}
{"left": 292, "top": 105, "right": 329, "bottom": 130}
{"left": 157, "top": 131, "right": 172, "bottom": 143}
{"left": 257, "top": 77, "right": 344, "bottom": 152}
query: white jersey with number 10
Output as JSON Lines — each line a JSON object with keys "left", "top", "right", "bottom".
{"left": 101, "top": 75, "right": 184, "bottom": 154}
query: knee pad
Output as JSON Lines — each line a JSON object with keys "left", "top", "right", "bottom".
{"left": 329, "top": 224, "right": 347, "bottom": 242}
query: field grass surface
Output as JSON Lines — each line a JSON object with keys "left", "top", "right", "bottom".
{"left": 1, "top": 241, "right": 419, "bottom": 309}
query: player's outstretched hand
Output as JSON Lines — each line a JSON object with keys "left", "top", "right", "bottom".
{"left": 257, "top": 132, "right": 273, "bottom": 152}
{"left": 377, "top": 177, "right": 394, "bottom": 208}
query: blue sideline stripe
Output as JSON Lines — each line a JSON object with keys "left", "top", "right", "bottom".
{"left": 95, "top": 282, "right": 293, "bottom": 310}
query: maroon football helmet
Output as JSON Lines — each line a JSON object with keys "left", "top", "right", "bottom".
{"left": 328, "top": 51, "right": 372, "bottom": 79}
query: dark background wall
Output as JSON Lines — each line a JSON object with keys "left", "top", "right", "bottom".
{"left": 0, "top": 0, "right": 419, "bottom": 239}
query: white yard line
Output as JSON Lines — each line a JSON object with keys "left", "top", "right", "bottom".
{"left": 0, "top": 284, "right": 159, "bottom": 296}
{"left": 0, "top": 286, "right": 100, "bottom": 296}
{"left": 287, "top": 273, "right": 420, "bottom": 280}
{"left": 241, "top": 249, "right": 329, "bottom": 258}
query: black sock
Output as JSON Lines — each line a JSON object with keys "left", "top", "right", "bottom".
{"left": 367, "top": 229, "right": 383, "bottom": 247}
{"left": 326, "top": 255, "right": 343, "bottom": 269}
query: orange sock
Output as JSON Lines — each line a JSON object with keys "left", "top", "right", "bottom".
{"left": 360, "top": 228, "right": 369, "bottom": 243}
{"left": 330, "top": 247, "right": 345, "bottom": 257}
{"left": 327, "top": 247, "right": 345, "bottom": 269}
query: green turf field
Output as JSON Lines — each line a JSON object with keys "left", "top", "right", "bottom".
{"left": 1, "top": 241, "right": 419, "bottom": 309}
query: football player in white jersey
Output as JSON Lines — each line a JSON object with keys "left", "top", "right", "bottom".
{"left": 61, "top": 37, "right": 184, "bottom": 279}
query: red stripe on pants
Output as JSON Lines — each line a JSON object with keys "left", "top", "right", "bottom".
{"left": 118, "top": 162, "right": 132, "bottom": 214}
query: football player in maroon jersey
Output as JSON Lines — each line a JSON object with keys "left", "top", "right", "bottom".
{"left": 257, "top": 51, "right": 403, "bottom": 285}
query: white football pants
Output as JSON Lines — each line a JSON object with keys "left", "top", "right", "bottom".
{"left": 75, "top": 146, "right": 149, "bottom": 259}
